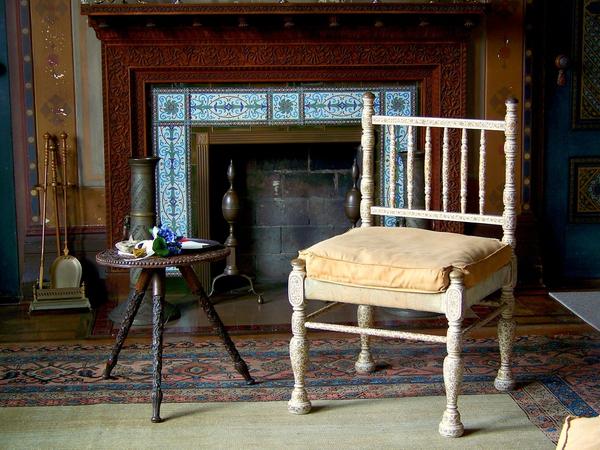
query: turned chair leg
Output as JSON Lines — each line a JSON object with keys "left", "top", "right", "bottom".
{"left": 355, "top": 305, "right": 376, "bottom": 373}
{"left": 439, "top": 318, "right": 465, "bottom": 438}
{"left": 288, "top": 259, "right": 311, "bottom": 415}
{"left": 495, "top": 284, "right": 516, "bottom": 391}
{"left": 439, "top": 271, "right": 465, "bottom": 438}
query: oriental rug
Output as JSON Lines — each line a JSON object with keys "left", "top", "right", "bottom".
{"left": 1, "top": 334, "right": 599, "bottom": 444}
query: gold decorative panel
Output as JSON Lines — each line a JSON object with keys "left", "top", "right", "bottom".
{"left": 30, "top": 0, "right": 79, "bottom": 227}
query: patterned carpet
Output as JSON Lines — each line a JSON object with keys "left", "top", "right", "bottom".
{"left": 1, "top": 334, "right": 598, "bottom": 444}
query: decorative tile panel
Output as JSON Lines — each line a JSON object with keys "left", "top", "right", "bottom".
{"left": 157, "top": 93, "right": 186, "bottom": 122}
{"left": 385, "top": 90, "right": 413, "bottom": 116}
{"left": 156, "top": 125, "right": 189, "bottom": 237}
{"left": 152, "top": 85, "right": 416, "bottom": 234}
{"left": 190, "top": 92, "right": 268, "bottom": 123}
{"left": 304, "top": 91, "right": 364, "bottom": 122}
{"left": 272, "top": 92, "right": 301, "bottom": 122}
{"left": 381, "top": 88, "right": 414, "bottom": 207}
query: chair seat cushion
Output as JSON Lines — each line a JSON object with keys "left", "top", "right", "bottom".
{"left": 556, "top": 415, "right": 600, "bottom": 450}
{"left": 298, "top": 227, "right": 512, "bottom": 293}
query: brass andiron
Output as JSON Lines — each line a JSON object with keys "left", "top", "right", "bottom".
{"left": 209, "top": 160, "right": 263, "bottom": 304}
{"left": 344, "top": 158, "right": 361, "bottom": 228}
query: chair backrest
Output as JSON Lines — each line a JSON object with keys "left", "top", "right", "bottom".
{"left": 360, "top": 92, "right": 519, "bottom": 248}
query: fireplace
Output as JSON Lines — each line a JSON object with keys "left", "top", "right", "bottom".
{"left": 82, "top": 2, "right": 484, "bottom": 290}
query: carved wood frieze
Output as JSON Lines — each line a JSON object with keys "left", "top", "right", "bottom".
{"left": 85, "top": 6, "right": 474, "bottom": 245}
{"left": 82, "top": 3, "right": 486, "bottom": 16}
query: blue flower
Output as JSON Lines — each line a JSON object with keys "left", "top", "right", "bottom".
{"left": 157, "top": 225, "right": 178, "bottom": 244}
{"left": 151, "top": 225, "right": 182, "bottom": 256}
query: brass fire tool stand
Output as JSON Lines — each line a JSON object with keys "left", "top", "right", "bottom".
{"left": 31, "top": 132, "right": 90, "bottom": 312}
{"left": 209, "top": 160, "right": 263, "bottom": 304}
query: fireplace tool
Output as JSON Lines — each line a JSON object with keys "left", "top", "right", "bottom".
{"left": 36, "top": 133, "right": 51, "bottom": 291}
{"left": 49, "top": 132, "right": 84, "bottom": 289}
{"left": 209, "top": 160, "right": 263, "bottom": 303}
{"left": 31, "top": 132, "right": 90, "bottom": 312}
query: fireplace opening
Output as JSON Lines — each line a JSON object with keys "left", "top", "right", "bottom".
{"left": 206, "top": 132, "right": 360, "bottom": 285}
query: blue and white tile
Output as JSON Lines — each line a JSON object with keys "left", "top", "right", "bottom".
{"left": 156, "top": 125, "right": 189, "bottom": 236}
{"left": 303, "top": 91, "right": 365, "bottom": 122}
{"left": 384, "top": 90, "right": 414, "bottom": 116}
{"left": 189, "top": 92, "right": 268, "bottom": 123}
{"left": 272, "top": 92, "right": 301, "bottom": 121}
{"left": 156, "top": 93, "right": 186, "bottom": 122}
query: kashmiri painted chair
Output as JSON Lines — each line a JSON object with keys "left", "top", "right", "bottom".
{"left": 287, "top": 92, "right": 519, "bottom": 438}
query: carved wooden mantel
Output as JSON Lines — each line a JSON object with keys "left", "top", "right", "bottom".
{"left": 82, "top": 3, "right": 486, "bottom": 247}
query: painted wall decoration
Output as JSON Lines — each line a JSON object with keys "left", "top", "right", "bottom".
{"left": 569, "top": 157, "right": 600, "bottom": 223}
{"left": 15, "top": 1, "right": 38, "bottom": 228}
{"left": 30, "top": 0, "right": 78, "bottom": 228}
{"left": 153, "top": 86, "right": 417, "bottom": 237}
{"left": 572, "top": 0, "right": 600, "bottom": 128}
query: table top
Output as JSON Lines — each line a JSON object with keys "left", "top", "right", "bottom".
{"left": 96, "top": 245, "right": 229, "bottom": 269}
{"left": 549, "top": 291, "right": 600, "bottom": 332}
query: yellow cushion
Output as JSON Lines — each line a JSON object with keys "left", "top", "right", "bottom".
{"left": 298, "top": 227, "right": 512, "bottom": 293}
{"left": 556, "top": 415, "right": 600, "bottom": 450}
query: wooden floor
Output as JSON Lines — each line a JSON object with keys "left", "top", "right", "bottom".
{"left": 0, "top": 283, "right": 596, "bottom": 344}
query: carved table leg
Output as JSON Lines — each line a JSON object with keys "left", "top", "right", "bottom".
{"left": 103, "top": 269, "right": 152, "bottom": 379}
{"left": 178, "top": 265, "right": 255, "bottom": 385}
{"left": 151, "top": 269, "right": 165, "bottom": 423}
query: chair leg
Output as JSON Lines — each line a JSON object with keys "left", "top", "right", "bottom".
{"left": 494, "top": 285, "right": 516, "bottom": 391}
{"left": 288, "top": 259, "right": 311, "bottom": 415}
{"left": 439, "top": 271, "right": 465, "bottom": 438}
{"left": 355, "top": 305, "right": 376, "bottom": 373}
{"left": 439, "top": 317, "right": 464, "bottom": 438}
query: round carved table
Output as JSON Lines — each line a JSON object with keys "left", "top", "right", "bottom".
{"left": 96, "top": 248, "right": 256, "bottom": 423}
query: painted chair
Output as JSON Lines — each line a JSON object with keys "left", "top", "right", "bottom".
{"left": 287, "top": 92, "right": 519, "bottom": 438}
